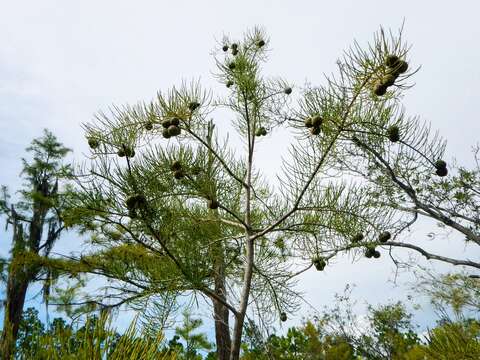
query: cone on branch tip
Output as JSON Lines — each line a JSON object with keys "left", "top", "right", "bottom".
{"left": 162, "top": 128, "right": 171, "bottom": 139}
{"left": 313, "top": 257, "right": 326, "bottom": 271}
{"left": 395, "top": 60, "right": 409, "bottom": 74}
{"left": 256, "top": 39, "right": 265, "bottom": 48}
{"left": 352, "top": 233, "right": 364, "bottom": 243}
{"left": 280, "top": 312, "right": 287, "bottom": 322}
{"left": 284, "top": 87, "right": 292, "bottom": 95}
{"left": 126, "top": 194, "right": 147, "bottom": 210}
{"left": 226, "top": 80, "right": 234, "bottom": 88}
{"left": 232, "top": 48, "right": 238, "bottom": 56}
{"left": 383, "top": 73, "right": 397, "bottom": 87}
{"left": 365, "top": 245, "right": 379, "bottom": 259}
{"left": 117, "top": 148, "right": 125, "bottom": 157}
{"left": 436, "top": 167, "right": 448, "bottom": 177}
{"left": 135, "top": 194, "right": 147, "bottom": 207}
{"left": 365, "top": 248, "right": 375, "bottom": 258}
{"left": 126, "top": 196, "right": 137, "bottom": 210}
{"left": 228, "top": 62, "right": 236, "bottom": 70}
{"left": 170, "top": 160, "right": 182, "bottom": 172}
{"left": 207, "top": 199, "right": 219, "bottom": 209}
{"left": 145, "top": 122, "right": 153, "bottom": 130}
{"left": 173, "top": 170, "right": 184, "bottom": 180}
{"left": 168, "top": 125, "right": 181, "bottom": 137}
{"left": 125, "top": 148, "right": 135, "bottom": 158}
{"left": 434, "top": 160, "right": 448, "bottom": 177}
{"left": 385, "top": 54, "right": 400, "bottom": 68}
{"left": 222, "top": 45, "right": 229, "bottom": 52}
{"left": 170, "top": 117, "right": 180, "bottom": 126}
{"left": 386, "top": 57, "right": 408, "bottom": 77}
{"left": 123, "top": 146, "right": 135, "bottom": 158}
{"left": 378, "top": 231, "right": 391, "bottom": 243}
{"left": 231, "top": 43, "right": 238, "bottom": 50}
{"left": 311, "top": 115, "right": 323, "bottom": 127}
{"left": 373, "top": 82, "right": 387, "bottom": 96}
{"left": 255, "top": 127, "right": 267, "bottom": 136}
{"left": 435, "top": 160, "right": 447, "bottom": 169}
{"left": 88, "top": 137, "right": 100, "bottom": 149}
{"left": 387, "top": 125, "right": 400, "bottom": 142}
{"left": 128, "top": 209, "right": 137, "bottom": 219}
{"left": 188, "top": 101, "right": 200, "bottom": 112}
{"left": 162, "top": 119, "right": 171, "bottom": 128}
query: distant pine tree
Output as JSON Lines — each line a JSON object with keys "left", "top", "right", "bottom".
{"left": 0, "top": 130, "right": 71, "bottom": 359}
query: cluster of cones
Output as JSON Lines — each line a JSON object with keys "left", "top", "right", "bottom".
{"left": 117, "top": 144, "right": 135, "bottom": 158}
{"left": 222, "top": 38, "right": 265, "bottom": 55}
{"left": 255, "top": 127, "right": 267, "bottom": 136}
{"left": 350, "top": 231, "right": 393, "bottom": 259}
{"left": 373, "top": 54, "right": 409, "bottom": 96}
{"left": 304, "top": 114, "right": 323, "bottom": 135}
{"left": 170, "top": 160, "right": 185, "bottom": 179}
{"left": 125, "top": 193, "right": 147, "bottom": 218}
{"left": 434, "top": 160, "right": 448, "bottom": 177}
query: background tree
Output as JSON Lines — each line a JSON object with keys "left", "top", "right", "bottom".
{"left": 16, "top": 307, "right": 45, "bottom": 358}
{"left": 240, "top": 301, "right": 423, "bottom": 360}
{"left": 416, "top": 270, "right": 480, "bottom": 316}
{"left": 239, "top": 275, "right": 480, "bottom": 359}
{"left": 311, "top": 287, "right": 422, "bottom": 359}
{"left": 172, "top": 311, "right": 213, "bottom": 360}
{"left": 241, "top": 320, "right": 354, "bottom": 360}
{"left": 423, "top": 319, "right": 480, "bottom": 360}
{"left": 361, "top": 302, "right": 420, "bottom": 359}
{"left": 0, "top": 129, "right": 71, "bottom": 359}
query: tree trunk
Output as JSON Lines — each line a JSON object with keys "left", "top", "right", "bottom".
{"left": 229, "top": 237, "right": 254, "bottom": 360}
{"left": 0, "top": 270, "right": 29, "bottom": 359}
{"left": 212, "top": 245, "right": 231, "bottom": 360}
{"left": 228, "top": 129, "right": 255, "bottom": 360}
{"left": 1, "top": 200, "right": 47, "bottom": 359}
{"left": 212, "top": 277, "right": 231, "bottom": 360}
{"left": 206, "top": 123, "right": 233, "bottom": 360}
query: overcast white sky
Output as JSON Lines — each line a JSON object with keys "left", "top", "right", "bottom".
{"left": 1, "top": 0, "right": 479, "bottom": 337}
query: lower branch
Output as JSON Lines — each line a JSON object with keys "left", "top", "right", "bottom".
{"left": 383, "top": 241, "right": 480, "bottom": 269}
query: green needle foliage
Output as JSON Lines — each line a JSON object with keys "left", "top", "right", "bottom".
{"left": 14, "top": 308, "right": 175, "bottom": 360}
{"left": 53, "top": 25, "right": 473, "bottom": 359}
{"left": 424, "top": 320, "right": 480, "bottom": 360}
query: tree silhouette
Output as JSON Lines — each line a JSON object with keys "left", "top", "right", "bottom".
{"left": 0, "top": 129, "right": 71, "bottom": 359}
